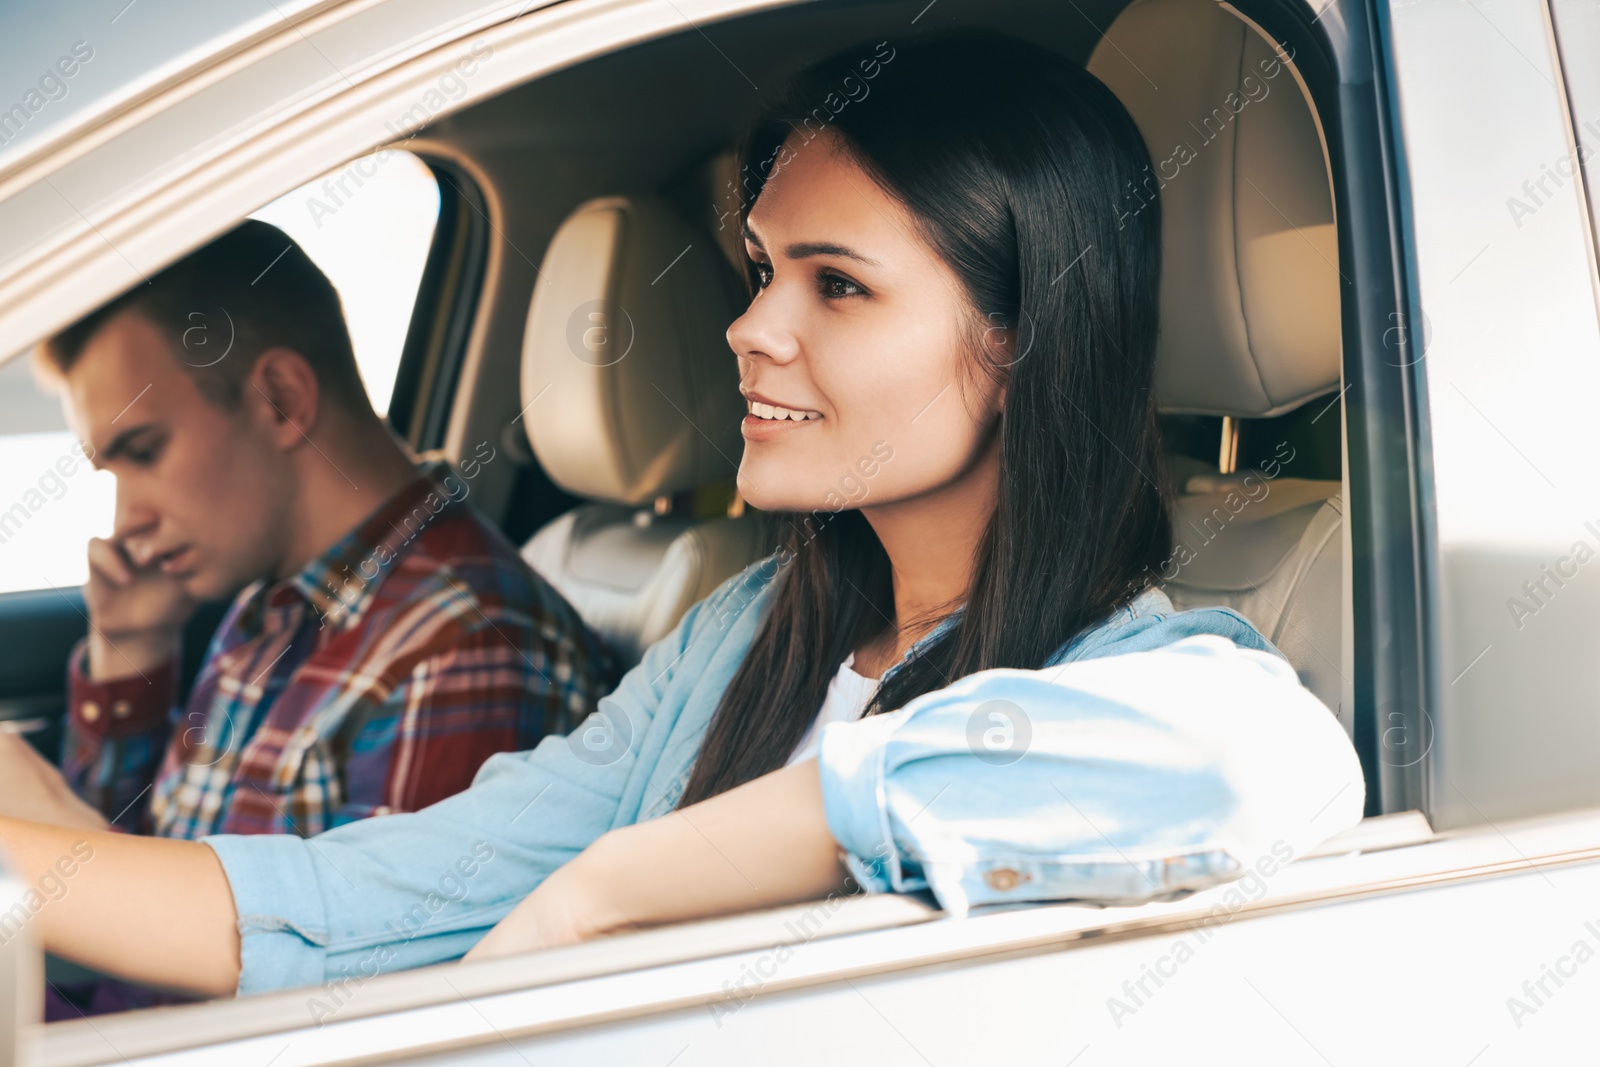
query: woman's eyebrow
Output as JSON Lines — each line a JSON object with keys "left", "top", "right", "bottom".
{"left": 741, "top": 223, "right": 881, "bottom": 268}
{"left": 786, "top": 241, "right": 882, "bottom": 267}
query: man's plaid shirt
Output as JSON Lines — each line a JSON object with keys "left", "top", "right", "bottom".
{"left": 60, "top": 461, "right": 615, "bottom": 839}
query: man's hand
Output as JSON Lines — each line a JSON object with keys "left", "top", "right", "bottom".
{"left": 0, "top": 732, "right": 110, "bottom": 831}
{"left": 83, "top": 536, "right": 196, "bottom": 680}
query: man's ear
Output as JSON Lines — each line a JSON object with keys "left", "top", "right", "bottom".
{"left": 248, "top": 347, "right": 321, "bottom": 449}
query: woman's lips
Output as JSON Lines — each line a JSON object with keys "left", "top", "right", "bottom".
{"left": 740, "top": 413, "right": 822, "bottom": 441}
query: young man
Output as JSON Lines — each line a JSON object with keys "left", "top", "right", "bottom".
{"left": 0, "top": 220, "right": 615, "bottom": 1014}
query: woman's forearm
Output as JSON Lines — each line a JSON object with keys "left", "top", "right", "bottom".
{"left": 591, "top": 758, "right": 851, "bottom": 930}
{"left": 468, "top": 759, "right": 851, "bottom": 959}
{"left": 0, "top": 816, "right": 240, "bottom": 996}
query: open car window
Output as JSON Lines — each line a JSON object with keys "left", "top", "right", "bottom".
{"left": 0, "top": 148, "right": 439, "bottom": 594}
{"left": 248, "top": 149, "right": 440, "bottom": 417}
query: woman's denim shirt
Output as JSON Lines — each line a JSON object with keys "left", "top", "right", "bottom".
{"left": 205, "top": 553, "right": 1366, "bottom": 995}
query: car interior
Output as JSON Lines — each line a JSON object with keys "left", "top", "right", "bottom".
{"left": 0, "top": 0, "right": 1447, "bottom": 1055}
{"left": 0, "top": 0, "right": 1372, "bottom": 810}
{"left": 5, "top": 0, "right": 1378, "bottom": 873}
{"left": 425, "top": 0, "right": 1356, "bottom": 736}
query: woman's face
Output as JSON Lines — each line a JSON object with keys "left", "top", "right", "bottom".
{"left": 727, "top": 129, "right": 1006, "bottom": 516}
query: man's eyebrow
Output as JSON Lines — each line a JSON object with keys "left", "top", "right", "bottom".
{"left": 741, "top": 224, "right": 882, "bottom": 268}
{"left": 96, "top": 423, "right": 156, "bottom": 464}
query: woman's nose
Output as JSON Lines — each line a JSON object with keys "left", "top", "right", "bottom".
{"left": 726, "top": 295, "right": 800, "bottom": 365}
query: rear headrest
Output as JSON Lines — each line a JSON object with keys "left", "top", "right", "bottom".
{"left": 1089, "top": 0, "right": 1340, "bottom": 417}
{"left": 521, "top": 196, "right": 746, "bottom": 505}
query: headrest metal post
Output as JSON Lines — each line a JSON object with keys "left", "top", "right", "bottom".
{"left": 1219, "top": 416, "right": 1241, "bottom": 475}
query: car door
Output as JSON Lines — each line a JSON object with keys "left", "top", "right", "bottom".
{"left": 5, "top": 0, "right": 1600, "bottom": 1062}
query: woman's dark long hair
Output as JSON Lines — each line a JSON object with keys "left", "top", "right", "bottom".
{"left": 678, "top": 30, "right": 1171, "bottom": 807}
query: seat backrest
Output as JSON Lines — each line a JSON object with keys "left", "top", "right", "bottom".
{"left": 519, "top": 195, "right": 765, "bottom": 669}
{"left": 1089, "top": 0, "right": 1352, "bottom": 732}
{"left": 1164, "top": 470, "right": 1347, "bottom": 730}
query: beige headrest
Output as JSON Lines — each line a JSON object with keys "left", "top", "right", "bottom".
{"left": 521, "top": 196, "right": 747, "bottom": 504}
{"left": 1089, "top": 0, "right": 1340, "bottom": 417}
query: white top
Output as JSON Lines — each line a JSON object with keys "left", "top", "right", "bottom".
{"left": 786, "top": 652, "right": 881, "bottom": 766}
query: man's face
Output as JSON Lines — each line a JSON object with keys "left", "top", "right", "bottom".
{"left": 62, "top": 310, "right": 295, "bottom": 600}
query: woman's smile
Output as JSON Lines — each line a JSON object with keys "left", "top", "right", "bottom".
{"left": 740, "top": 411, "right": 823, "bottom": 440}
{"left": 739, "top": 389, "right": 824, "bottom": 440}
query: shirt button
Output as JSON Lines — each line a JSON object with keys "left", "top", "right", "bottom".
{"left": 80, "top": 700, "right": 101, "bottom": 723}
{"left": 985, "top": 867, "right": 1024, "bottom": 891}
{"left": 111, "top": 699, "right": 132, "bottom": 720}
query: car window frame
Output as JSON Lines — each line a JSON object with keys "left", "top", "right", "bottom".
{"left": 384, "top": 157, "right": 491, "bottom": 452}
{"left": 0, "top": 0, "right": 1484, "bottom": 1059}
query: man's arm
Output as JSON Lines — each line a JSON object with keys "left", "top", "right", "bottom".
{"left": 0, "top": 536, "right": 196, "bottom": 833}
{"left": 0, "top": 816, "right": 239, "bottom": 996}
{"left": 55, "top": 535, "right": 199, "bottom": 829}
{"left": 57, "top": 639, "right": 180, "bottom": 830}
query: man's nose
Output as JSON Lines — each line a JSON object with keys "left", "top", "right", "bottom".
{"left": 111, "top": 480, "right": 159, "bottom": 542}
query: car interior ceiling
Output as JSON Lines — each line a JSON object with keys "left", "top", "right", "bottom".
{"left": 381, "top": 0, "right": 1353, "bottom": 738}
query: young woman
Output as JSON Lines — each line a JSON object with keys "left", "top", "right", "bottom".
{"left": 0, "top": 31, "right": 1362, "bottom": 998}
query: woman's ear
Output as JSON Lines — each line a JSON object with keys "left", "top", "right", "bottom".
{"left": 985, "top": 323, "right": 1015, "bottom": 414}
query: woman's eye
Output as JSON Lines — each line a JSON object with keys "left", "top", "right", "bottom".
{"left": 751, "top": 261, "right": 773, "bottom": 288}
{"left": 818, "top": 270, "right": 866, "bottom": 299}
{"left": 128, "top": 442, "right": 163, "bottom": 466}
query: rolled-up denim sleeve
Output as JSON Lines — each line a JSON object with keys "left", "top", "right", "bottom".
{"left": 816, "top": 633, "right": 1365, "bottom": 917}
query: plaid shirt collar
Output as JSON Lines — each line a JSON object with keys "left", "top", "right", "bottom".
{"left": 238, "top": 460, "right": 466, "bottom": 636}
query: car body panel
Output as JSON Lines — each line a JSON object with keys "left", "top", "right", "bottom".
{"left": 1, "top": 0, "right": 1597, "bottom": 1061}
{"left": 1385, "top": 0, "right": 1600, "bottom": 826}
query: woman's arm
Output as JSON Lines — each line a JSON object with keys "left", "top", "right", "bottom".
{"left": 0, "top": 816, "right": 240, "bottom": 996}
{"left": 465, "top": 759, "right": 848, "bottom": 959}
{"left": 470, "top": 632, "right": 1365, "bottom": 962}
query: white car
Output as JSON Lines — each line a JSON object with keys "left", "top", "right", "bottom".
{"left": 1, "top": 0, "right": 1597, "bottom": 1063}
